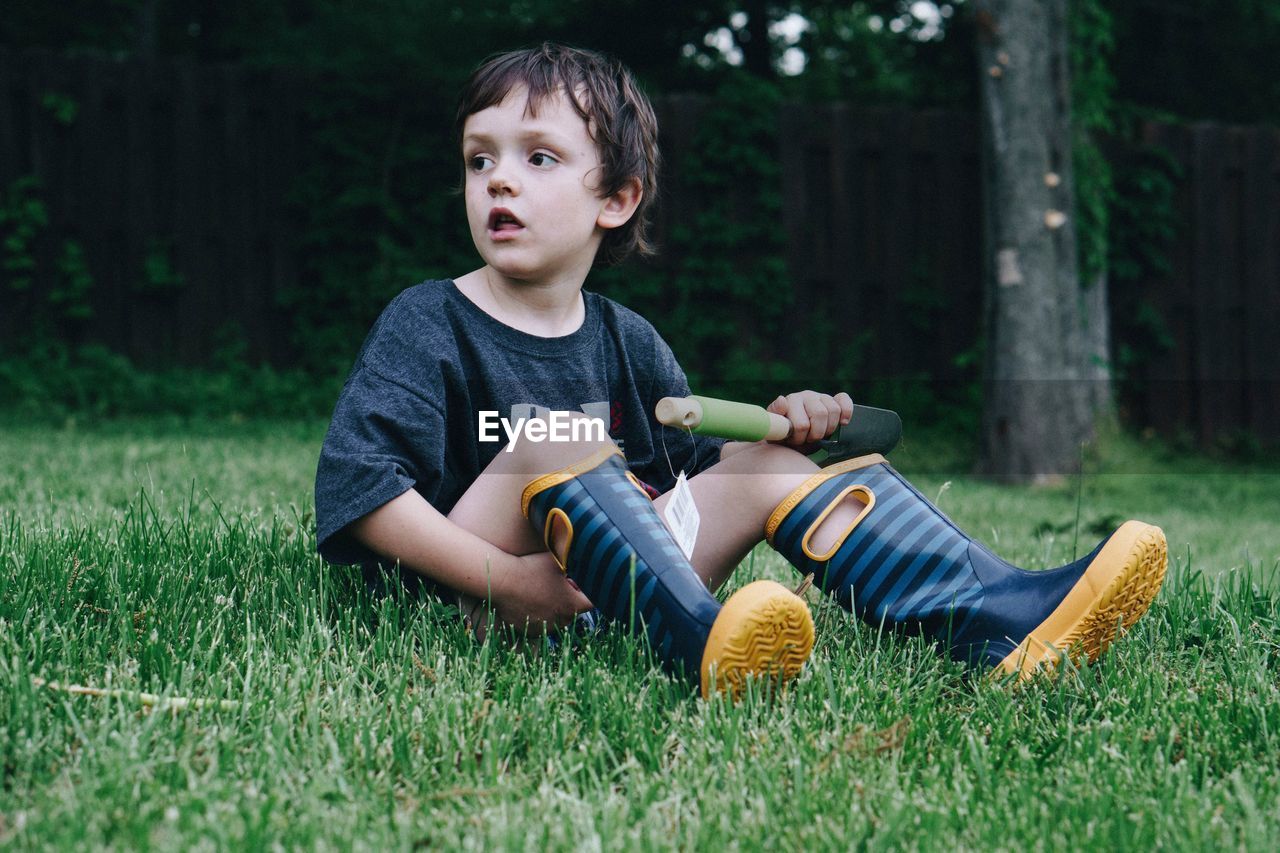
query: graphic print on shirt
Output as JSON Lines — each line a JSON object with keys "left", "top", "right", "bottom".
{"left": 508, "top": 402, "right": 623, "bottom": 452}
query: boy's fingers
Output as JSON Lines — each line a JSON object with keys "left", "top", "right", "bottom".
{"left": 784, "top": 392, "right": 811, "bottom": 441}
{"left": 560, "top": 575, "right": 592, "bottom": 611}
{"left": 815, "top": 397, "right": 837, "bottom": 441}
{"left": 821, "top": 396, "right": 842, "bottom": 437}
{"left": 801, "top": 393, "right": 828, "bottom": 443}
{"left": 569, "top": 587, "right": 594, "bottom": 613}
{"left": 835, "top": 392, "right": 854, "bottom": 424}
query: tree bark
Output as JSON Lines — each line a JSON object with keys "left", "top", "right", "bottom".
{"left": 974, "top": 0, "right": 1102, "bottom": 481}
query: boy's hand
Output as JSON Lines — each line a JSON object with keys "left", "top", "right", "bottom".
{"left": 491, "top": 552, "right": 595, "bottom": 635}
{"left": 767, "top": 390, "right": 854, "bottom": 448}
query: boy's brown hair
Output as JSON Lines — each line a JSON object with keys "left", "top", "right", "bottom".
{"left": 455, "top": 43, "right": 659, "bottom": 266}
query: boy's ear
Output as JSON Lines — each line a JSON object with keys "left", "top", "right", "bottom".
{"left": 597, "top": 177, "right": 643, "bottom": 231}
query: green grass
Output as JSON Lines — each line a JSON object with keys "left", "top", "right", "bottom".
{"left": 2, "top": 418, "right": 1279, "bottom": 849}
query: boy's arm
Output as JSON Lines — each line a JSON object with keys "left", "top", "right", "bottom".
{"left": 348, "top": 489, "right": 592, "bottom": 631}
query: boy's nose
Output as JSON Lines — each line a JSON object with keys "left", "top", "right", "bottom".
{"left": 487, "top": 166, "right": 519, "bottom": 197}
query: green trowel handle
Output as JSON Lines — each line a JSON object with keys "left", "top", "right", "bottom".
{"left": 654, "top": 396, "right": 901, "bottom": 465}
{"left": 654, "top": 395, "right": 791, "bottom": 441}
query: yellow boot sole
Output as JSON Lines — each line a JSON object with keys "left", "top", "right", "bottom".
{"left": 700, "top": 580, "right": 815, "bottom": 699}
{"left": 996, "top": 521, "right": 1169, "bottom": 679}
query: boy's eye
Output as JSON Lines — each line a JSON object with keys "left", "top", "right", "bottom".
{"left": 468, "top": 155, "right": 493, "bottom": 173}
{"left": 529, "top": 152, "right": 558, "bottom": 168}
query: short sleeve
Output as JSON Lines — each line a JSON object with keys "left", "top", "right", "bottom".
{"left": 314, "top": 366, "right": 448, "bottom": 565}
{"left": 638, "top": 337, "right": 725, "bottom": 491}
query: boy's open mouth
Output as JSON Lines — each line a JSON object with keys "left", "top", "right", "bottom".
{"left": 488, "top": 208, "right": 525, "bottom": 234}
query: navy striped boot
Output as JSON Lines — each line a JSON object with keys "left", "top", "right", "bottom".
{"left": 523, "top": 447, "right": 815, "bottom": 697}
{"left": 766, "top": 454, "right": 1168, "bottom": 677}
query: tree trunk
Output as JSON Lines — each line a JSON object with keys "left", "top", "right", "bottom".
{"left": 974, "top": 0, "right": 1101, "bottom": 481}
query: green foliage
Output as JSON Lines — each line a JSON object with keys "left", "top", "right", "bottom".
{"left": 0, "top": 175, "right": 48, "bottom": 293}
{"left": 1108, "top": 145, "right": 1181, "bottom": 284}
{"left": 40, "top": 90, "right": 79, "bottom": 125}
{"left": 1071, "top": 0, "right": 1117, "bottom": 285}
{"left": 0, "top": 344, "right": 341, "bottom": 422}
{"left": 791, "top": 1, "right": 974, "bottom": 108}
{"left": 1072, "top": 141, "right": 1114, "bottom": 285}
{"left": 0, "top": 176, "right": 96, "bottom": 343}
{"left": 1107, "top": 144, "right": 1182, "bottom": 391}
{"left": 51, "top": 240, "right": 94, "bottom": 319}
{"left": 135, "top": 239, "right": 184, "bottom": 295}
{"left": 1070, "top": 0, "right": 1117, "bottom": 135}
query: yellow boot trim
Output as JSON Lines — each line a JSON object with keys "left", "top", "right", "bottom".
{"left": 800, "top": 485, "right": 876, "bottom": 561}
{"left": 764, "top": 453, "right": 887, "bottom": 545}
{"left": 995, "top": 521, "right": 1169, "bottom": 679}
{"left": 700, "top": 580, "right": 815, "bottom": 699}
{"left": 520, "top": 446, "right": 625, "bottom": 518}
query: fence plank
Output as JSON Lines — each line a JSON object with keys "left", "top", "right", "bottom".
{"left": 77, "top": 53, "right": 117, "bottom": 353}
{"left": 878, "top": 109, "right": 913, "bottom": 380}
{"left": 1190, "top": 124, "right": 1245, "bottom": 442}
{"left": 827, "top": 103, "right": 860, "bottom": 364}
{"left": 1242, "top": 127, "right": 1280, "bottom": 442}
{"left": 222, "top": 64, "right": 256, "bottom": 359}
{"left": 1140, "top": 121, "right": 1196, "bottom": 437}
{"left": 124, "top": 58, "right": 155, "bottom": 361}
{"left": 0, "top": 51, "right": 24, "bottom": 183}
{"left": 267, "top": 67, "right": 301, "bottom": 364}
{"left": 0, "top": 52, "right": 30, "bottom": 342}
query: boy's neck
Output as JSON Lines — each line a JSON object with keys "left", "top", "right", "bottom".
{"left": 454, "top": 267, "right": 587, "bottom": 338}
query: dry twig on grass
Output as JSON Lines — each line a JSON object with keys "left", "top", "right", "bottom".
{"left": 32, "top": 677, "right": 240, "bottom": 712}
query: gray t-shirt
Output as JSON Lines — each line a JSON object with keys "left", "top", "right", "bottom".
{"left": 315, "top": 279, "right": 724, "bottom": 565}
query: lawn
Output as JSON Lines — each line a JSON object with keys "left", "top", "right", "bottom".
{"left": 2, "top": 418, "right": 1278, "bottom": 849}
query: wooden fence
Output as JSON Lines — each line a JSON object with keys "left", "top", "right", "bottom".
{"left": 778, "top": 103, "right": 984, "bottom": 385}
{"left": 1125, "top": 122, "right": 1280, "bottom": 446}
{"left": 0, "top": 48, "right": 303, "bottom": 365}
{"left": 2, "top": 49, "right": 1276, "bottom": 443}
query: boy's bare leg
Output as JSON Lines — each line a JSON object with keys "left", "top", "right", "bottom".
{"left": 445, "top": 417, "right": 615, "bottom": 635}
{"left": 654, "top": 443, "right": 865, "bottom": 593}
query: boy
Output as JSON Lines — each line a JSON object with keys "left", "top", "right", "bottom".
{"left": 316, "top": 43, "right": 1167, "bottom": 697}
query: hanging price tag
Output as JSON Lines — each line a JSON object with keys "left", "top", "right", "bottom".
{"left": 662, "top": 471, "right": 700, "bottom": 561}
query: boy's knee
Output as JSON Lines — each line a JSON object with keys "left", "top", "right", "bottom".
{"left": 725, "top": 441, "right": 819, "bottom": 478}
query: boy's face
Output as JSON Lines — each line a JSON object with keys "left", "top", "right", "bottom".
{"left": 461, "top": 85, "right": 623, "bottom": 286}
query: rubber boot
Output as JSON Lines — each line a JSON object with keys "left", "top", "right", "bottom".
{"left": 766, "top": 454, "right": 1168, "bottom": 676}
{"left": 522, "top": 447, "right": 814, "bottom": 697}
